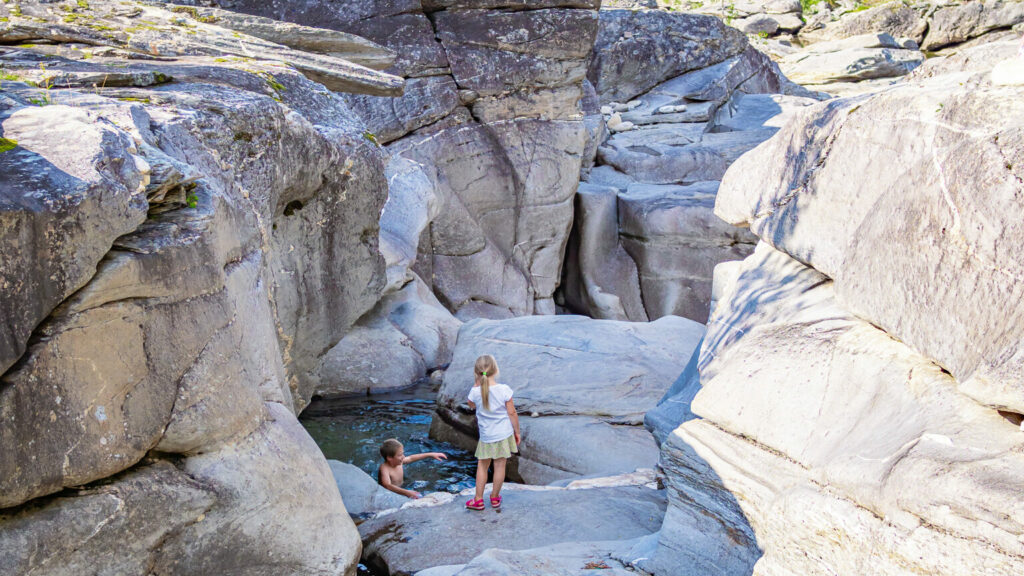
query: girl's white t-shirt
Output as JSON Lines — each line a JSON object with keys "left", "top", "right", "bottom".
{"left": 468, "top": 383, "right": 514, "bottom": 443}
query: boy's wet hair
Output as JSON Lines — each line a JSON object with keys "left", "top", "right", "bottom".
{"left": 380, "top": 438, "right": 403, "bottom": 460}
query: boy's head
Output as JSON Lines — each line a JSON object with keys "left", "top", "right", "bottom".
{"left": 380, "top": 438, "right": 404, "bottom": 464}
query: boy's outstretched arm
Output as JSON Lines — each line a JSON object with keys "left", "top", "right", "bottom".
{"left": 379, "top": 467, "right": 421, "bottom": 499}
{"left": 506, "top": 398, "right": 521, "bottom": 445}
{"left": 403, "top": 452, "right": 448, "bottom": 464}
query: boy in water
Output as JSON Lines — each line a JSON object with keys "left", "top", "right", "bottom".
{"left": 378, "top": 438, "right": 447, "bottom": 499}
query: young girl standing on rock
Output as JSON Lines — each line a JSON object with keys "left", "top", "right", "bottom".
{"left": 465, "top": 354, "right": 520, "bottom": 511}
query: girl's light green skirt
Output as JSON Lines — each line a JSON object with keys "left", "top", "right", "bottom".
{"left": 475, "top": 434, "right": 518, "bottom": 459}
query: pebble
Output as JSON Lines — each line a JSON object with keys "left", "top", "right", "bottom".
{"left": 657, "top": 104, "right": 688, "bottom": 114}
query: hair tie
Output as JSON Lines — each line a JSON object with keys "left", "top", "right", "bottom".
{"left": 482, "top": 371, "right": 488, "bottom": 376}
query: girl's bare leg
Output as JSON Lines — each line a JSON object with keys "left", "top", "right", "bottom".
{"left": 475, "top": 459, "right": 491, "bottom": 501}
{"left": 492, "top": 457, "right": 506, "bottom": 498}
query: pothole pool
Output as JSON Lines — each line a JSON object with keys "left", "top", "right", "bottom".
{"left": 300, "top": 380, "right": 476, "bottom": 496}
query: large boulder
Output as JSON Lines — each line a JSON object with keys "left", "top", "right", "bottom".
{"left": 798, "top": 1, "right": 929, "bottom": 44}
{"left": 435, "top": 315, "right": 704, "bottom": 428}
{"left": 0, "top": 462, "right": 216, "bottom": 576}
{"left": 717, "top": 42, "right": 1024, "bottom": 413}
{"left": 432, "top": 315, "right": 702, "bottom": 483}
{"left": 433, "top": 8, "right": 598, "bottom": 96}
{"left": 779, "top": 33, "right": 925, "bottom": 85}
{"left": 653, "top": 242, "right": 1024, "bottom": 575}
{"left": 328, "top": 460, "right": 409, "bottom": 518}
{"left": 617, "top": 182, "right": 758, "bottom": 322}
{"left": 389, "top": 120, "right": 585, "bottom": 317}
{"left": 651, "top": 45, "right": 1024, "bottom": 575}
{"left": 922, "top": 0, "right": 1024, "bottom": 51}
{"left": 515, "top": 415, "right": 660, "bottom": 484}
{"left": 0, "top": 7, "right": 386, "bottom": 573}
{"left": 588, "top": 9, "right": 748, "bottom": 103}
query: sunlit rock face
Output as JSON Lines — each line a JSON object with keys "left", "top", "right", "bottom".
{"left": 0, "top": 1, "right": 399, "bottom": 572}
{"left": 649, "top": 39, "right": 1024, "bottom": 576}
{"left": 203, "top": 0, "right": 603, "bottom": 320}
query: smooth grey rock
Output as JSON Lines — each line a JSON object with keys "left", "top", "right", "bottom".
{"left": 158, "top": 402, "right": 362, "bottom": 575}
{"left": 717, "top": 53, "right": 1024, "bottom": 412}
{"left": 711, "top": 92, "right": 820, "bottom": 133}
{"left": 380, "top": 156, "right": 440, "bottom": 293}
{"left": 382, "top": 275, "right": 462, "bottom": 371}
{"left": 163, "top": 4, "right": 397, "bottom": 69}
{"left": 153, "top": 258, "right": 274, "bottom": 455}
{"left": 0, "top": 105, "right": 147, "bottom": 376}
{"left": 560, "top": 183, "right": 647, "bottom": 321}
{"left": 0, "top": 30, "right": 384, "bottom": 575}
{"left": 584, "top": 165, "right": 638, "bottom": 189}
{"left": 618, "top": 182, "right": 757, "bottom": 322}
{"left": 643, "top": 336, "right": 702, "bottom": 447}
{"left": 434, "top": 315, "right": 705, "bottom": 442}
{"left": 344, "top": 76, "right": 460, "bottom": 144}
{"left": 516, "top": 416, "right": 660, "bottom": 485}
{"left": 648, "top": 423, "right": 761, "bottom": 576}
{"left": 328, "top": 459, "right": 408, "bottom": 518}
{"left": 0, "top": 462, "right": 216, "bottom": 576}
{"left": 597, "top": 138, "right": 730, "bottom": 185}
{"left": 391, "top": 119, "right": 585, "bottom": 316}
{"left": 672, "top": 243, "right": 1024, "bottom": 575}
{"left": 322, "top": 274, "right": 460, "bottom": 396}
{"left": 316, "top": 323, "right": 426, "bottom": 397}
{"left": 803, "top": 76, "right": 905, "bottom": 97}
{"left": 471, "top": 85, "right": 585, "bottom": 124}
{"left": 589, "top": 10, "right": 749, "bottom": 103}
{"left": 449, "top": 539, "right": 643, "bottom": 576}
{"left": 360, "top": 484, "right": 666, "bottom": 575}
{"left": 923, "top": 0, "right": 1024, "bottom": 51}
{"left": 580, "top": 79, "right": 605, "bottom": 175}
{"left": 735, "top": 13, "right": 784, "bottom": 35}
{"left": 780, "top": 37, "right": 925, "bottom": 83}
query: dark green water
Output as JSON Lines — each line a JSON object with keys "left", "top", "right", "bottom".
{"left": 300, "top": 381, "right": 476, "bottom": 495}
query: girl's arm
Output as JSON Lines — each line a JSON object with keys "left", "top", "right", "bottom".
{"left": 467, "top": 400, "right": 476, "bottom": 410}
{"left": 505, "top": 398, "right": 521, "bottom": 445}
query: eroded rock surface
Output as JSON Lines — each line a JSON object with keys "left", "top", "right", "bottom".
{"left": 563, "top": 17, "right": 817, "bottom": 322}
{"left": 0, "top": 2, "right": 389, "bottom": 573}
{"left": 651, "top": 40, "right": 1024, "bottom": 576}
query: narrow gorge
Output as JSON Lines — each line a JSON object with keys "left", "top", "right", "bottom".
{"left": 0, "top": 0, "right": 1022, "bottom": 575}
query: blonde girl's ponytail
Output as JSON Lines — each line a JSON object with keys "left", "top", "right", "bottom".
{"left": 474, "top": 354, "right": 499, "bottom": 411}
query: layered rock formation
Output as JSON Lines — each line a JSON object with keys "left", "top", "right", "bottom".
{"left": 561, "top": 9, "right": 822, "bottom": 323}
{"left": 0, "top": 1, "right": 403, "bottom": 572}
{"left": 198, "top": 0, "right": 602, "bottom": 323}
{"left": 649, "top": 39, "right": 1024, "bottom": 575}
